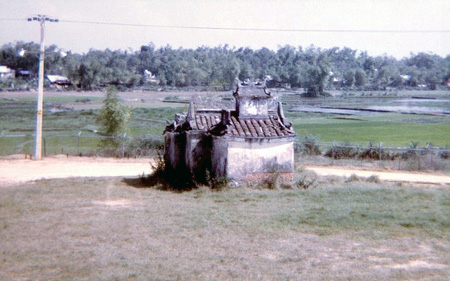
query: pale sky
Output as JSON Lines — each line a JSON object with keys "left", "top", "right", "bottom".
{"left": 1, "top": 0, "right": 449, "bottom": 58}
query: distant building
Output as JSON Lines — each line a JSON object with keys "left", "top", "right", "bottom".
{"left": 0, "top": 65, "right": 15, "bottom": 80}
{"left": 16, "top": 70, "right": 32, "bottom": 79}
{"left": 46, "top": 75, "right": 72, "bottom": 89}
{"left": 266, "top": 79, "right": 291, "bottom": 89}
{"left": 144, "top": 69, "right": 159, "bottom": 84}
{"left": 164, "top": 79, "right": 296, "bottom": 184}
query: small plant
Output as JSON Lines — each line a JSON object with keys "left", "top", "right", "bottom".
{"left": 142, "top": 150, "right": 232, "bottom": 191}
{"left": 262, "top": 173, "right": 281, "bottom": 189}
{"left": 325, "top": 141, "right": 357, "bottom": 159}
{"left": 366, "top": 175, "right": 380, "bottom": 183}
{"left": 438, "top": 147, "right": 449, "bottom": 159}
{"left": 358, "top": 141, "right": 392, "bottom": 160}
{"left": 127, "top": 137, "right": 164, "bottom": 157}
{"left": 205, "top": 169, "right": 229, "bottom": 190}
{"left": 401, "top": 141, "right": 420, "bottom": 159}
{"left": 346, "top": 174, "right": 361, "bottom": 182}
{"left": 296, "top": 135, "right": 321, "bottom": 156}
{"left": 294, "top": 175, "right": 317, "bottom": 190}
{"left": 140, "top": 151, "right": 196, "bottom": 191}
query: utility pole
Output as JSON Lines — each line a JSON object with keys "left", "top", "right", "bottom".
{"left": 28, "top": 15, "right": 59, "bottom": 160}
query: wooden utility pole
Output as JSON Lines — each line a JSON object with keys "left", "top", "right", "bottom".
{"left": 28, "top": 15, "right": 59, "bottom": 160}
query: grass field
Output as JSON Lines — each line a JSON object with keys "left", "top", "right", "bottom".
{"left": 0, "top": 177, "right": 448, "bottom": 280}
{"left": 1, "top": 90, "right": 449, "bottom": 156}
{"left": 291, "top": 114, "right": 450, "bottom": 147}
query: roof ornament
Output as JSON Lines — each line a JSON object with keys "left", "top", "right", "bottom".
{"left": 208, "top": 110, "right": 231, "bottom": 136}
{"left": 164, "top": 113, "right": 191, "bottom": 134}
{"left": 181, "top": 101, "right": 196, "bottom": 131}
{"left": 277, "top": 102, "right": 294, "bottom": 132}
{"left": 232, "top": 78, "right": 240, "bottom": 98}
{"left": 233, "top": 77, "right": 271, "bottom": 97}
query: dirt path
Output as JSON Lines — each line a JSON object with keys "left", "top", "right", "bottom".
{"left": 306, "top": 166, "right": 450, "bottom": 185}
{"left": 0, "top": 155, "right": 449, "bottom": 186}
{"left": 0, "top": 155, "right": 152, "bottom": 186}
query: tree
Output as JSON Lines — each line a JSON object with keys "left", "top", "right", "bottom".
{"left": 304, "top": 52, "right": 331, "bottom": 96}
{"left": 96, "top": 86, "right": 131, "bottom": 148}
{"left": 344, "top": 70, "right": 355, "bottom": 87}
{"left": 3, "top": 41, "right": 449, "bottom": 92}
{"left": 223, "top": 57, "right": 240, "bottom": 90}
{"left": 354, "top": 69, "right": 366, "bottom": 87}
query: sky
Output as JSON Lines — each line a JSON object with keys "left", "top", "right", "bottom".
{"left": 1, "top": 0, "right": 449, "bottom": 59}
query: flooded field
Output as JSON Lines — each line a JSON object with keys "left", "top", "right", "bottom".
{"left": 288, "top": 94, "right": 450, "bottom": 116}
{"left": 368, "top": 98, "right": 450, "bottom": 115}
{"left": 1, "top": 90, "right": 449, "bottom": 149}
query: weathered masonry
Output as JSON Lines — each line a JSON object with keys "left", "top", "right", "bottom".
{"left": 164, "top": 80, "right": 296, "bottom": 184}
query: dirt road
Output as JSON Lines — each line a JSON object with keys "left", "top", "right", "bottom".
{"left": 0, "top": 155, "right": 152, "bottom": 186}
{"left": 307, "top": 166, "right": 450, "bottom": 185}
{"left": 0, "top": 155, "right": 448, "bottom": 186}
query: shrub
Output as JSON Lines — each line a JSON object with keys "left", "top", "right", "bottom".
{"left": 140, "top": 151, "right": 196, "bottom": 191}
{"left": 294, "top": 175, "right": 317, "bottom": 190}
{"left": 205, "top": 170, "right": 229, "bottom": 190}
{"left": 127, "top": 137, "right": 164, "bottom": 157}
{"left": 366, "top": 175, "right": 381, "bottom": 183}
{"left": 346, "top": 174, "right": 361, "bottom": 182}
{"left": 141, "top": 150, "right": 230, "bottom": 191}
{"left": 262, "top": 173, "right": 281, "bottom": 190}
{"left": 357, "top": 142, "right": 393, "bottom": 160}
{"left": 296, "top": 135, "right": 321, "bottom": 156}
{"left": 401, "top": 141, "right": 420, "bottom": 160}
{"left": 96, "top": 86, "right": 131, "bottom": 148}
{"left": 439, "top": 147, "right": 450, "bottom": 159}
{"left": 402, "top": 154, "right": 450, "bottom": 172}
{"left": 325, "top": 141, "right": 357, "bottom": 159}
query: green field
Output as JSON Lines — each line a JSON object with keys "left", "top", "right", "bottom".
{"left": 292, "top": 114, "right": 450, "bottom": 147}
{"left": 1, "top": 90, "right": 449, "bottom": 156}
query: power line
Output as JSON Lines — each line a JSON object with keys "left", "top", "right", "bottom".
{"left": 0, "top": 18, "right": 24, "bottom": 21}
{"left": 59, "top": 19, "right": 450, "bottom": 33}
{"left": 1, "top": 17, "right": 449, "bottom": 33}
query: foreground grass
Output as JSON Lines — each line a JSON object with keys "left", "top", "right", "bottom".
{"left": 0, "top": 178, "right": 448, "bottom": 280}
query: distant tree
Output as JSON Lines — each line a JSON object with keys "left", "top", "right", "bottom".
{"left": 223, "top": 57, "right": 240, "bottom": 90}
{"left": 3, "top": 41, "right": 449, "bottom": 92}
{"left": 344, "top": 70, "right": 355, "bottom": 87}
{"left": 354, "top": 69, "right": 366, "bottom": 87}
{"left": 304, "top": 52, "right": 331, "bottom": 96}
{"left": 96, "top": 86, "right": 131, "bottom": 147}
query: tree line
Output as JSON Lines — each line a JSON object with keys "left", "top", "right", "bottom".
{"left": 1, "top": 41, "right": 449, "bottom": 95}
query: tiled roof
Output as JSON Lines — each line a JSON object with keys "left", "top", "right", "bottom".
{"left": 191, "top": 111, "right": 296, "bottom": 138}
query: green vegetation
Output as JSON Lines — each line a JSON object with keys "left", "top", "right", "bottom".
{"left": 293, "top": 116, "right": 450, "bottom": 147}
{"left": 2, "top": 41, "right": 449, "bottom": 92}
{"left": 0, "top": 95, "right": 180, "bottom": 155}
{"left": 1, "top": 91, "right": 449, "bottom": 156}
{"left": 96, "top": 86, "right": 131, "bottom": 148}
{"left": 0, "top": 177, "right": 448, "bottom": 280}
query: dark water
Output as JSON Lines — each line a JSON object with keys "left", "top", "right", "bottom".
{"left": 290, "top": 98, "right": 450, "bottom": 115}
{"left": 368, "top": 99, "right": 450, "bottom": 114}
{"left": 289, "top": 106, "right": 378, "bottom": 116}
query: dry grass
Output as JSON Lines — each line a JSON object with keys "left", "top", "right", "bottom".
{"left": 0, "top": 177, "right": 449, "bottom": 280}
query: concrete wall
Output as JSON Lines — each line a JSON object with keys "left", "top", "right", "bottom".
{"left": 213, "top": 136, "right": 295, "bottom": 180}
{"left": 185, "top": 131, "right": 212, "bottom": 184}
{"left": 164, "top": 132, "right": 186, "bottom": 174}
{"left": 210, "top": 136, "right": 228, "bottom": 179}
{"left": 166, "top": 131, "right": 295, "bottom": 184}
